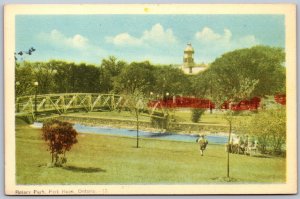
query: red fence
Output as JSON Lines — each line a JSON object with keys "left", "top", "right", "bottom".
{"left": 274, "top": 94, "right": 286, "bottom": 105}
{"left": 147, "top": 97, "right": 214, "bottom": 109}
{"left": 148, "top": 95, "right": 285, "bottom": 111}
{"left": 221, "top": 97, "right": 261, "bottom": 111}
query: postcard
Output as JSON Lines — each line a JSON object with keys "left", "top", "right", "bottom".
{"left": 4, "top": 4, "right": 297, "bottom": 195}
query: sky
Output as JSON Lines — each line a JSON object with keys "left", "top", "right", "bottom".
{"left": 15, "top": 14, "right": 285, "bottom": 65}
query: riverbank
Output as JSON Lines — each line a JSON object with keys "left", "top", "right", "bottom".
{"left": 31, "top": 122, "right": 229, "bottom": 144}
{"left": 39, "top": 114, "right": 229, "bottom": 136}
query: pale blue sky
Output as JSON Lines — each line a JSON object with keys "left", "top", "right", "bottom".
{"left": 16, "top": 15, "right": 285, "bottom": 65}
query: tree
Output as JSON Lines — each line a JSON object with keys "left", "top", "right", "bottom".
{"left": 15, "top": 47, "right": 36, "bottom": 61}
{"left": 15, "top": 61, "right": 36, "bottom": 96}
{"left": 100, "top": 56, "right": 127, "bottom": 92}
{"left": 153, "top": 65, "right": 191, "bottom": 96}
{"left": 238, "top": 107, "right": 286, "bottom": 154}
{"left": 189, "top": 69, "right": 211, "bottom": 97}
{"left": 52, "top": 61, "right": 76, "bottom": 93}
{"left": 207, "top": 45, "right": 286, "bottom": 179}
{"left": 209, "top": 45, "right": 285, "bottom": 101}
{"left": 42, "top": 120, "right": 78, "bottom": 166}
{"left": 72, "top": 63, "right": 101, "bottom": 93}
{"left": 114, "top": 61, "right": 156, "bottom": 94}
{"left": 33, "top": 61, "right": 58, "bottom": 94}
{"left": 189, "top": 69, "right": 212, "bottom": 119}
{"left": 122, "top": 89, "right": 146, "bottom": 148}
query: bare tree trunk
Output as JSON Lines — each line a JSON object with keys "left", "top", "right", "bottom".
{"left": 51, "top": 150, "right": 54, "bottom": 163}
{"left": 136, "top": 109, "right": 139, "bottom": 148}
{"left": 227, "top": 121, "right": 232, "bottom": 178}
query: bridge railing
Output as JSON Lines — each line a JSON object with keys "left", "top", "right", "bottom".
{"left": 16, "top": 93, "right": 127, "bottom": 115}
{"left": 15, "top": 92, "right": 171, "bottom": 122}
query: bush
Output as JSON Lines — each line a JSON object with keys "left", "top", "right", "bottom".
{"left": 150, "top": 113, "right": 169, "bottom": 129}
{"left": 191, "top": 109, "right": 205, "bottom": 123}
{"left": 42, "top": 120, "right": 78, "bottom": 166}
{"left": 237, "top": 107, "right": 286, "bottom": 155}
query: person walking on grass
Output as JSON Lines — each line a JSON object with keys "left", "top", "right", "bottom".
{"left": 196, "top": 135, "right": 208, "bottom": 156}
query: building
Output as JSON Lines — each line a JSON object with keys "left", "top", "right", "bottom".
{"left": 181, "top": 43, "right": 208, "bottom": 75}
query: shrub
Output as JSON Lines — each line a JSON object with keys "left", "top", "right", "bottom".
{"left": 237, "top": 107, "right": 286, "bottom": 155}
{"left": 191, "top": 109, "right": 205, "bottom": 123}
{"left": 42, "top": 120, "right": 78, "bottom": 166}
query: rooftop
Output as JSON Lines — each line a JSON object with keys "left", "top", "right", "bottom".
{"left": 184, "top": 43, "right": 194, "bottom": 52}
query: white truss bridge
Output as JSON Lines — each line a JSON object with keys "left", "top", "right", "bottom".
{"left": 16, "top": 93, "right": 168, "bottom": 118}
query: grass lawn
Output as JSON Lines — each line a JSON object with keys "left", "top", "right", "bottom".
{"left": 67, "top": 111, "right": 150, "bottom": 122}
{"left": 16, "top": 119, "right": 285, "bottom": 184}
{"left": 174, "top": 110, "right": 228, "bottom": 124}
{"left": 67, "top": 109, "right": 230, "bottom": 125}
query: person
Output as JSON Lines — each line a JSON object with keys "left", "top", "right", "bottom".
{"left": 239, "top": 135, "right": 248, "bottom": 154}
{"left": 196, "top": 135, "right": 208, "bottom": 156}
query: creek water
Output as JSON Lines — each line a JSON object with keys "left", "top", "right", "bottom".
{"left": 33, "top": 122, "right": 228, "bottom": 144}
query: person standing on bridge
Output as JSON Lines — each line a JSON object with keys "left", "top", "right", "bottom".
{"left": 196, "top": 135, "right": 208, "bottom": 156}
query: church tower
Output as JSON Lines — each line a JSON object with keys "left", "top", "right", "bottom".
{"left": 183, "top": 43, "right": 195, "bottom": 74}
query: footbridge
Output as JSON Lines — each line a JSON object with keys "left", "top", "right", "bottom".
{"left": 15, "top": 93, "right": 167, "bottom": 118}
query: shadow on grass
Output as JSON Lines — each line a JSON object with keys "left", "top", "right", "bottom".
{"left": 251, "top": 154, "right": 271, "bottom": 158}
{"left": 211, "top": 177, "right": 240, "bottom": 182}
{"left": 62, "top": 166, "right": 106, "bottom": 173}
{"left": 145, "top": 133, "right": 173, "bottom": 138}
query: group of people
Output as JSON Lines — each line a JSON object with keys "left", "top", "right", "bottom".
{"left": 226, "top": 135, "right": 258, "bottom": 155}
{"left": 195, "top": 134, "right": 258, "bottom": 156}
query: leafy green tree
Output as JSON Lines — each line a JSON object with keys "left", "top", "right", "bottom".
{"left": 189, "top": 69, "right": 213, "bottom": 118}
{"left": 32, "top": 61, "right": 58, "bottom": 94}
{"left": 100, "top": 56, "right": 127, "bottom": 93}
{"left": 206, "top": 45, "right": 286, "bottom": 179}
{"left": 52, "top": 61, "right": 76, "bottom": 93}
{"left": 153, "top": 65, "right": 191, "bottom": 96}
{"left": 189, "top": 69, "right": 211, "bottom": 97}
{"left": 15, "top": 47, "right": 36, "bottom": 61}
{"left": 209, "top": 45, "right": 285, "bottom": 102}
{"left": 42, "top": 120, "right": 78, "bottom": 166}
{"left": 115, "top": 61, "right": 156, "bottom": 94}
{"left": 15, "top": 61, "right": 36, "bottom": 96}
{"left": 52, "top": 61, "right": 101, "bottom": 93}
{"left": 73, "top": 63, "right": 101, "bottom": 93}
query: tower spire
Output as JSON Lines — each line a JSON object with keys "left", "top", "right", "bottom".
{"left": 183, "top": 43, "right": 195, "bottom": 73}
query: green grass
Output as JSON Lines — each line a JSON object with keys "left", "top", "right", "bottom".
{"left": 67, "top": 110, "right": 229, "bottom": 125}
{"left": 174, "top": 110, "right": 228, "bottom": 124}
{"left": 67, "top": 111, "right": 150, "bottom": 122}
{"left": 16, "top": 119, "right": 285, "bottom": 184}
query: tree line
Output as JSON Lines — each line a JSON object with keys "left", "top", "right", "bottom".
{"left": 15, "top": 57, "right": 192, "bottom": 97}
{"left": 16, "top": 45, "right": 285, "bottom": 101}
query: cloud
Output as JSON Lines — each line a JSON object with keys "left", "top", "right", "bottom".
{"left": 194, "top": 27, "right": 259, "bottom": 62}
{"left": 105, "top": 32, "right": 142, "bottom": 46}
{"left": 38, "top": 29, "right": 106, "bottom": 55}
{"left": 195, "top": 27, "right": 259, "bottom": 49}
{"left": 195, "top": 27, "right": 231, "bottom": 42}
{"left": 39, "top": 29, "right": 90, "bottom": 50}
{"left": 106, "top": 23, "right": 177, "bottom": 46}
{"left": 142, "top": 23, "right": 177, "bottom": 44}
{"left": 37, "top": 29, "right": 107, "bottom": 64}
{"left": 70, "top": 34, "right": 89, "bottom": 49}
